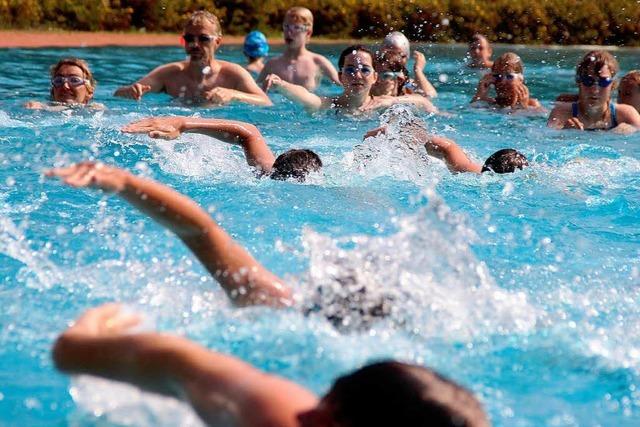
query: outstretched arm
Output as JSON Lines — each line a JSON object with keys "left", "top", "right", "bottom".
{"left": 412, "top": 51, "right": 437, "bottom": 98}
{"left": 316, "top": 55, "right": 341, "bottom": 85}
{"left": 53, "top": 304, "right": 317, "bottom": 427}
{"left": 122, "top": 117, "right": 276, "bottom": 173}
{"left": 263, "top": 74, "right": 324, "bottom": 111}
{"left": 114, "top": 65, "right": 168, "bottom": 100}
{"left": 47, "top": 163, "right": 292, "bottom": 307}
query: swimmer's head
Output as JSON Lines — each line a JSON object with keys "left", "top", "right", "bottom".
{"left": 283, "top": 7, "right": 313, "bottom": 46}
{"left": 492, "top": 52, "right": 524, "bottom": 76}
{"left": 298, "top": 361, "right": 490, "bottom": 427}
{"left": 338, "top": 45, "right": 377, "bottom": 94}
{"left": 382, "top": 31, "right": 410, "bottom": 62}
{"left": 618, "top": 70, "right": 640, "bottom": 112}
{"left": 373, "top": 50, "right": 409, "bottom": 96}
{"left": 491, "top": 53, "right": 525, "bottom": 106}
{"left": 270, "top": 149, "right": 322, "bottom": 182}
{"left": 49, "top": 58, "right": 95, "bottom": 104}
{"left": 481, "top": 149, "right": 529, "bottom": 174}
{"left": 243, "top": 30, "right": 269, "bottom": 60}
{"left": 184, "top": 10, "right": 222, "bottom": 36}
{"left": 575, "top": 50, "right": 619, "bottom": 105}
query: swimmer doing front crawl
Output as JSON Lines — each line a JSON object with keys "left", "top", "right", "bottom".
{"left": 47, "top": 155, "right": 491, "bottom": 427}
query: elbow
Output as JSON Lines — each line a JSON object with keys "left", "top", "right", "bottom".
{"left": 52, "top": 333, "right": 77, "bottom": 373}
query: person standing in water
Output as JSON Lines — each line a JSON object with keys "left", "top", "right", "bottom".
{"left": 243, "top": 30, "right": 269, "bottom": 76}
{"left": 547, "top": 50, "right": 640, "bottom": 131}
{"left": 257, "top": 7, "right": 340, "bottom": 91}
{"left": 264, "top": 45, "right": 437, "bottom": 114}
{"left": 114, "top": 11, "right": 271, "bottom": 106}
{"left": 467, "top": 34, "right": 494, "bottom": 69}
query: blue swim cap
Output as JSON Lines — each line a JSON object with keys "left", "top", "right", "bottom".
{"left": 244, "top": 31, "right": 269, "bottom": 58}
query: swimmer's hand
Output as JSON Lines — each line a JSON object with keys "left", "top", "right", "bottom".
{"left": 262, "top": 74, "right": 284, "bottom": 92}
{"left": 24, "top": 101, "right": 46, "bottom": 110}
{"left": 203, "top": 87, "right": 235, "bottom": 105}
{"left": 114, "top": 83, "right": 152, "bottom": 101}
{"left": 471, "top": 73, "right": 495, "bottom": 103}
{"left": 62, "top": 303, "right": 141, "bottom": 339}
{"left": 413, "top": 51, "right": 427, "bottom": 73}
{"left": 122, "top": 117, "right": 186, "bottom": 140}
{"left": 563, "top": 117, "right": 585, "bottom": 130}
{"left": 46, "top": 162, "right": 130, "bottom": 192}
{"left": 363, "top": 126, "right": 388, "bottom": 139}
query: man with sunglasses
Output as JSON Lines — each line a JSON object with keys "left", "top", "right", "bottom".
{"left": 548, "top": 50, "right": 640, "bottom": 131}
{"left": 114, "top": 11, "right": 271, "bottom": 106}
{"left": 258, "top": 7, "right": 340, "bottom": 92}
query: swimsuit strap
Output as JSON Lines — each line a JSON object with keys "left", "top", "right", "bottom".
{"left": 610, "top": 102, "right": 618, "bottom": 128}
{"left": 572, "top": 102, "right": 579, "bottom": 118}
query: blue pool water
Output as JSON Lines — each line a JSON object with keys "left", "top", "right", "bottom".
{"left": 0, "top": 42, "right": 639, "bottom": 426}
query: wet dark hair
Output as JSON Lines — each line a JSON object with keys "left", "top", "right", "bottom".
{"left": 576, "top": 50, "right": 619, "bottom": 81}
{"left": 481, "top": 149, "right": 528, "bottom": 174}
{"left": 338, "top": 45, "right": 374, "bottom": 71}
{"left": 270, "top": 149, "right": 322, "bottom": 181}
{"left": 327, "top": 361, "right": 490, "bottom": 427}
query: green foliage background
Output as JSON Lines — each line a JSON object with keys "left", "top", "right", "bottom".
{"left": 1, "top": 0, "right": 639, "bottom": 46}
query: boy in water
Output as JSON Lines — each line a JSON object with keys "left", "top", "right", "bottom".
{"left": 53, "top": 304, "right": 490, "bottom": 427}
{"left": 243, "top": 30, "right": 269, "bottom": 75}
{"left": 114, "top": 11, "right": 271, "bottom": 106}
{"left": 257, "top": 7, "right": 340, "bottom": 91}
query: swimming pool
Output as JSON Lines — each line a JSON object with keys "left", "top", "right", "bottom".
{"left": 0, "top": 42, "right": 639, "bottom": 426}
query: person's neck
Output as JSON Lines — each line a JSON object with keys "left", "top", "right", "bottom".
{"left": 187, "top": 57, "right": 217, "bottom": 79}
{"left": 283, "top": 44, "right": 308, "bottom": 59}
{"left": 338, "top": 89, "right": 371, "bottom": 110}
{"left": 579, "top": 97, "right": 608, "bottom": 120}
{"left": 249, "top": 58, "right": 264, "bottom": 66}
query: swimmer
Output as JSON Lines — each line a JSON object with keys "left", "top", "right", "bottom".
{"left": 471, "top": 53, "right": 542, "bottom": 110}
{"left": 365, "top": 123, "right": 528, "bottom": 174}
{"left": 25, "top": 58, "right": 105, "bottom": 111}
{"left": 53, "top": 304, "right": 490, "bottom": 427}
{"left": 256, "top": 7, "right": 340, "bottom": 91}
{"left": 467, "top": 34, "right": 493, "bottom": 69}
{"left": 243, "top": 30, "right": 269, "bottom": 75}
{"left": 618, "top": 70, "right": 640, "bottom": 113}
{"left": 114, "top": 11, "right": 271, "bottom": 106}
{"left": 121, "top": 116, "right": 321, "bottom": 181}
{"left": 264, "top": 45, "right": 437, "bottom": 114}
{"left": 548, "top": 50, "right": 640, "bottom": 131}
{"left": 372, "top": 49, "right": 437, "bottom": 99}
{"left": 379, "top": 31, "right": 437, "bottom": 98}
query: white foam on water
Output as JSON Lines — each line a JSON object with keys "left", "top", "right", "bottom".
{"left": 295, "top": 186, "right": 541, "bottom": 339}
{"left": 0, "top": 110, "right": 29, "bottom": 127}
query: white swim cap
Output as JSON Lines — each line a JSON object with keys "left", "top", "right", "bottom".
{"left": 383, "top": 31, "right": 410, "bottom": 57}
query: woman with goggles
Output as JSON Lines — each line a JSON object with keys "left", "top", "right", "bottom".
{"left": 26, "top": 58, "right": 103, "bottom": 111}
{"left": 471, "top": 52, "right": 541, "bottom": 111}
{"left": 548, "top": 50, "right": 640, "bottom": 131}
{"left": 263, "top": 45, "right": 437, "bottom": 115}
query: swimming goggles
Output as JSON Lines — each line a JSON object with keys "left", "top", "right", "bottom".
{"left": 343, "top": 65, "right": 373, "bottom": 76}
{"left": 380, "top": 71, "right": 404, "bottom": 80}
{"left": 51, "top": 75, "right": 87, "bottom": 88}
{"left": 283, "top": 23, "right": 309, "bottom": 33}
{"left": 182, "top": 34, "right": 216, "bottom": 44}
{"left": 576, "top": 75, "right": 613, "bottom": 88}
{"left": 492, "top": 73, "right": 522, "bottom": 82}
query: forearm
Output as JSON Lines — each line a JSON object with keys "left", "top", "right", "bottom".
{"left": 425, "top": 136, "right": 481, "bottom": 173}
{"left": 276, "top": 81, "right": 323, "bottom": 110}
{"left": 413, "top": 69, "right": 437, "bottom": 98}
{"left": 227, "top": 89, "right": 273, "bottom": 106}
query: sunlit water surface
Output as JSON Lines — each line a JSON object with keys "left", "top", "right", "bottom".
{"left": 0, "top": 43, "right": 639, "bottom": 426}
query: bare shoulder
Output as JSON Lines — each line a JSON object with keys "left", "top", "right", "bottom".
{"left": 615, "top": 103, "right": 640, "bottom": 119}
{"left": 219, "top": 60, "right": 250, "bottom": 75}
{"left": 152, "top": 61, "right": 187, "bottom": 74}
{"left": 311, "top": 52, "right": 332, "bottom": 65}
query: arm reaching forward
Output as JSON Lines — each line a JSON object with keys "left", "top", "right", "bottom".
{"left": 263, "top": 74, "right": 325, "bottom": 112}
{"left": 53, "top": 304, "right": 317, "bottom": 427}
{"left": 122, "top": 117, "right": 276, "bottom": 173}
{"left": 46, "top": 162, "right": 292, "bottom": 306}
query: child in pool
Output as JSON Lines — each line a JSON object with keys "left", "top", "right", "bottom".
{"left": 379, "top": 31, "right": 437, "bottom": 98}
{"left": 53, "top": 303, "right": 489, "bottom": 427}
{"left": 257, "top": 7, "right": 340, "bottom": 91}
{"left": 25, "top": 58, "right": 105, "bottom": 111}
{"left": 467, "top": 34, "right": 493, "bottom": 69}
{"left": 618, "top": 70, "right": 640, "bottom": 113}
{"left": 114, "top": 11, "right": 271, "bottom": 106}
{"left": 264, "top": 45, "right": 437, "bottom": 114}
{"left": 471, "top": 52, "right": 542, "bottom": 110}
{"left": 548, "top": 50, "right": 640, "bottom": 131}
{"left": 243, "top": 30, "right": 269, "bottom": 75}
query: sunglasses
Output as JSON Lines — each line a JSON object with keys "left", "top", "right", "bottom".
{"left": 283, "top": 23, "right": 309, "bottom": 33}
{"left": 380, "top": 71, "right": 404, "bottom": 81}
{"left": 51, "top": 75, "right": 87, "bottom": 88}
{"left": 182, "top": 34, "right": 217, "bottom": 44}
{"left": 492, "top": 73, "right": 522, "bottom": 82}
{"left": 576, "top": 75, "right": 613, "bottom": 88}
{"left": 343, "top": 65, "right": 373, "bottom": 77}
